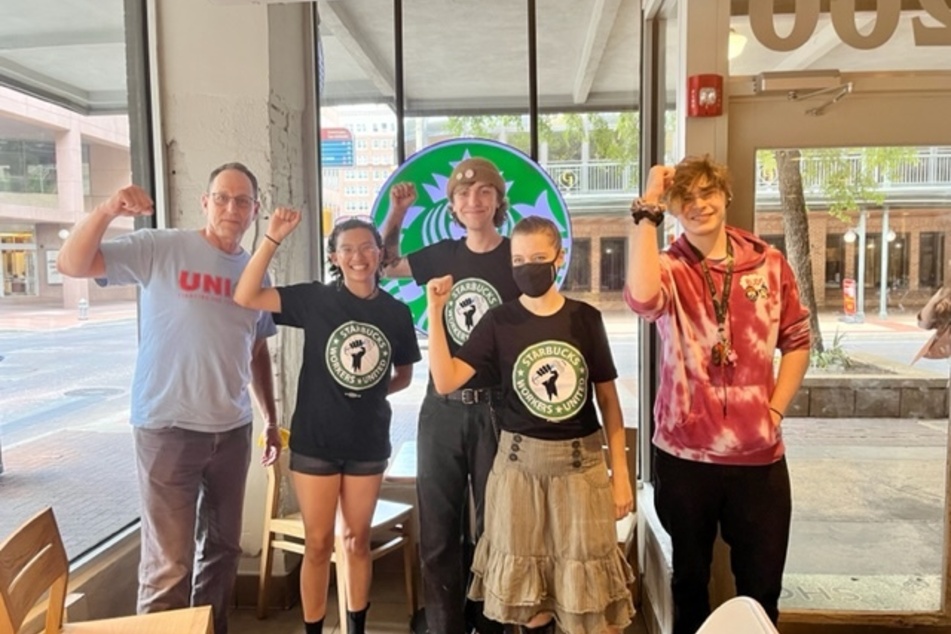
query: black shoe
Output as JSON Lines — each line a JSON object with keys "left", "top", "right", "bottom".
{"left": 410, "top": 608, "right": 428, "bottom": 634}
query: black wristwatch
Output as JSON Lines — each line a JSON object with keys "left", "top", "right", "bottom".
{"left": 630, "top": 199, "right": 665, "bottom": 226}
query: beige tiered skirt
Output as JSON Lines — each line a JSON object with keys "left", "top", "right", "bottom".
{"left": 468, "top": 430, "right": 635, "bottom": 634}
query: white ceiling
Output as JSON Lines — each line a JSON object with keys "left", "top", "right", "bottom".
{"left": 319, "top": 0, "right": 644, "bottom": 111}
{"left": 0, "top": 0, "right": 126, "bottom": 113}
{"left": 0, "top": 0, "right": 948, "bottom": 116}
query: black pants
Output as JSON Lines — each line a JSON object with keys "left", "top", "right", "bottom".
{"left": 654, "top": 449, "right": 791, "bottom": 634}
{"left": 416, "top": 389, "right": 499, "bottom": 634}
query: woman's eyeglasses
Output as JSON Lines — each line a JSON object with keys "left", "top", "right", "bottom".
{"left": 334, "top": 214, "right": 374, "bottom": 225}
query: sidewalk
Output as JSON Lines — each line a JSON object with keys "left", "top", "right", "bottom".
{"left": 0, "top": 299, "right": 137, "bottom": 331}
{"left": 0, "top": 296, "right": 925, "bottom": 336}
{"left": 600, "top": 308, "right": 922, "bottom": 336}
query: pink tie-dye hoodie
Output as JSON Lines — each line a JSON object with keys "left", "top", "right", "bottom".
{"left": 624, "top": 226, "right": 811, "bottom": 466}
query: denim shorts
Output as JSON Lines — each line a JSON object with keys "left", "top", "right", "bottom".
{"left": 289, "top": 451, "right": 388, "bottom": 476}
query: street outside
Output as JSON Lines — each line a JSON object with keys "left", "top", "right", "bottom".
{"left": 1, "top": 301, "right": 940, "bottom": 454}
{"left": 0, "top": 299, "right": 948, "bottom": 612}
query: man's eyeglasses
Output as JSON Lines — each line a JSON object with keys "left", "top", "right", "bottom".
{"left": 209, "top": 192, "right": 256, "bottom": 210}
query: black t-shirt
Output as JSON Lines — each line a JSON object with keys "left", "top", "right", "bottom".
{"left": 275, "top": 282, "right": 421, "bottom": 461}
{"left": 409, "top": 237, "right": 521, "bottom": 389}
{"left": 455, "top": 298, "right": 617, "bottom": 440}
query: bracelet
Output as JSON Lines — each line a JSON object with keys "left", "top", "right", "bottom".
{"left": 264, "top": 234, "right": 281, "bottom": 247}
{"left": 769, "top": 406, "right": 785, "bottom": 421}
{"left": 630, "top": 199, "right": 666, "bottom": 226}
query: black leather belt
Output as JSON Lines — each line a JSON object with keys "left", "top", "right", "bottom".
{"left": 441, "top": 387, "right": 501, "bottom": 405}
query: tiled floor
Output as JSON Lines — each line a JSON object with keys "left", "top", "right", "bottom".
{"left": 229, "top": 550, "right": 647, "bottom": 633}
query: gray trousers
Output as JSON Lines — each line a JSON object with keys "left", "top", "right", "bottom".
{"left": 133, "top": 424, "right": 252, "bottom": 634}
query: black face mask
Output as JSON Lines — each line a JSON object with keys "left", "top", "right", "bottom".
{"left": 513, "top": 260, "right": 556, "bottom": 298}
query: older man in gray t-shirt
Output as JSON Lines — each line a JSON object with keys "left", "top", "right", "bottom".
{"left": 57, "top": 163, "right": 280, "bottom": 634}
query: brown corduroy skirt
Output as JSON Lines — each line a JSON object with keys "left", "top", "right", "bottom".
{"left": 468, "top": 430, "right": 635, "bottom": 634}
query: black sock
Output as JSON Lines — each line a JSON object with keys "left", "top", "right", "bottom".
{"left": 347, "top": 603, "right": 370, "bottom": 634}
{"left": 304, "top": 617, "right": 324, "bottom": 634}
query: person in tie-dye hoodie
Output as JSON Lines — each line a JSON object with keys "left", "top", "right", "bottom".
{"left": 624, "top": 155, "right": 811, "bottom": 634}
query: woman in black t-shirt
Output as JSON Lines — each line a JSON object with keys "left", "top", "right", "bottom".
{"left": 235, "top": 211, "right": 420, "bottom": 634}
{"left": 426, "top": 216, "right": 635, "bottom": 634}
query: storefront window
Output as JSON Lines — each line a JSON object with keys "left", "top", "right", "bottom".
{"left": 0, "top": 0, "right": 139, "bottom": 561}
{"left": 754, "top": 145, "right": 951, "bottom": 612}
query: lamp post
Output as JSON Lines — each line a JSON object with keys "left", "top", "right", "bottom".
{"left": 842, "top": 209, "right": 868, "bottom": 323}
{"left": 855, "top": 208, "right": 867, "bottom": 322}
{"left": 879, "top": 206, "right": 891, "bottom": 319}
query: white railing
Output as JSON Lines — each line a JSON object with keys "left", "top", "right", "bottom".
{"left": 543, "top": 160, "right": 637, "bottom": 196}
{"left": 755, "top": 147, "right": 951, "bottom": 195}
{"left": 541, "top": 148, "right": 951, "bottom": 199}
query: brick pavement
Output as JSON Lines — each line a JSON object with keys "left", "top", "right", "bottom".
{"left": 0, "top": 427, "right": 138, "bottom": 558}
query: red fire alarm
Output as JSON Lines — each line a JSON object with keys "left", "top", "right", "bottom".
{"left": 688, "top": 74, "right": 723, "bottom": 117}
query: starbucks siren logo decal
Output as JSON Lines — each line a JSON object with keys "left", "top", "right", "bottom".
{"left": 372, "top": 138, "right": 573, "bottom": 334}
{"left": 513, "top": 340, "right": 588, "bottom": 422}
{"left": 326, "top": 321, "right": 391, "bottom": 391}
{"left": 445, "top": 277, "right": 502, "bottom": 345}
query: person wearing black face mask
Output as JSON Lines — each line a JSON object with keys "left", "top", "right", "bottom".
{"left": 425, "top": 216, "right": 636, "bottom": 634}
{"left": 511, "top": 259, "right": 557, "bottom": 298}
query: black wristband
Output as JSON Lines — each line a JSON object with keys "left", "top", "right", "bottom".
{"left": 264, "top": 234, "right": 281, "bottom": 246}
{"left": 630, "top": 201, "right": 665, "bottom": 226}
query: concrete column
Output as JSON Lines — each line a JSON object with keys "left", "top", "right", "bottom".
{"left": 87, "top": 144, "right": 132, "bottom": 212}
{"left": 153, "top": 0, "right": 318, "bottom": 582}
{"left": 676, "top": 0, "right": 736, "bottom": 612}
{"left": 674, "top": 0, "right": 731, "bottom": 163}
{"left": 908, "top": 229, "right": 921, "bottom": 291}
{"left": 56, "top": 126, "right": 90, "bottom": 309}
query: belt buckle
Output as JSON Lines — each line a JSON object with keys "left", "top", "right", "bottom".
{"left": 461, "top": 389, "right": 476, "bottom": 405}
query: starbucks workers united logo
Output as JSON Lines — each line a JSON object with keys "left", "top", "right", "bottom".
{"left": 326, "top": 321, "right": 391, "bottom": 391}
{"left": 372, "top": 138, "right": 572, "bottom": 334}
{"left": 513, "top": 340, "right": 588, "bottom": 422}
{"left": 445, "top": 277, "right": 502, "bottom": 345}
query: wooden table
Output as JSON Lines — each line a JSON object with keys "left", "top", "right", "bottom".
{"left": 385, "top": 440, "right": 417, "bottom": 484}
{"left": 64, "top": 605, "right": 213, "bottom": 633}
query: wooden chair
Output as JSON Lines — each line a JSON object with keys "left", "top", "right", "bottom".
{"left": 607, "top": 427, "right": 639, "bottom": 605}
{"left": 0, "top": 507, "right": 213, "bottom": 634}
{"left": 257, "top": 460, "right": 418, "bottom": 633}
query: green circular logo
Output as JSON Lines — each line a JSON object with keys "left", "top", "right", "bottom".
{"left": 372, "top": 138, "right": 572, "bottom": 333}
{"left": 325, "top": 321, "right": 391, "bottom": 391}
{"left": 513, "top": 340, "right": 588, "bottom": 422}
{"left": 445, "top": 277, "right": 503, "bottom": 345}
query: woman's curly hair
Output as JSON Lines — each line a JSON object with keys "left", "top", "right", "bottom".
{"left": 327, "top": 218, "right": 385, "bottom": 285}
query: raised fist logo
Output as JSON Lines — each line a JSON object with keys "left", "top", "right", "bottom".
{"left": 459, "top": 297, "right": 478, "bottom": 330}
{"left": 531, "top": 362, "right": 563, "bottom": 401}
{"left": 345, "top": 339, "right": 368, "bottom": 372}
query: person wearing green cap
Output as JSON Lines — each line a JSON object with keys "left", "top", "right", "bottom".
{"left": 380, "top": 157, "right": 517, "bottom": 634}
